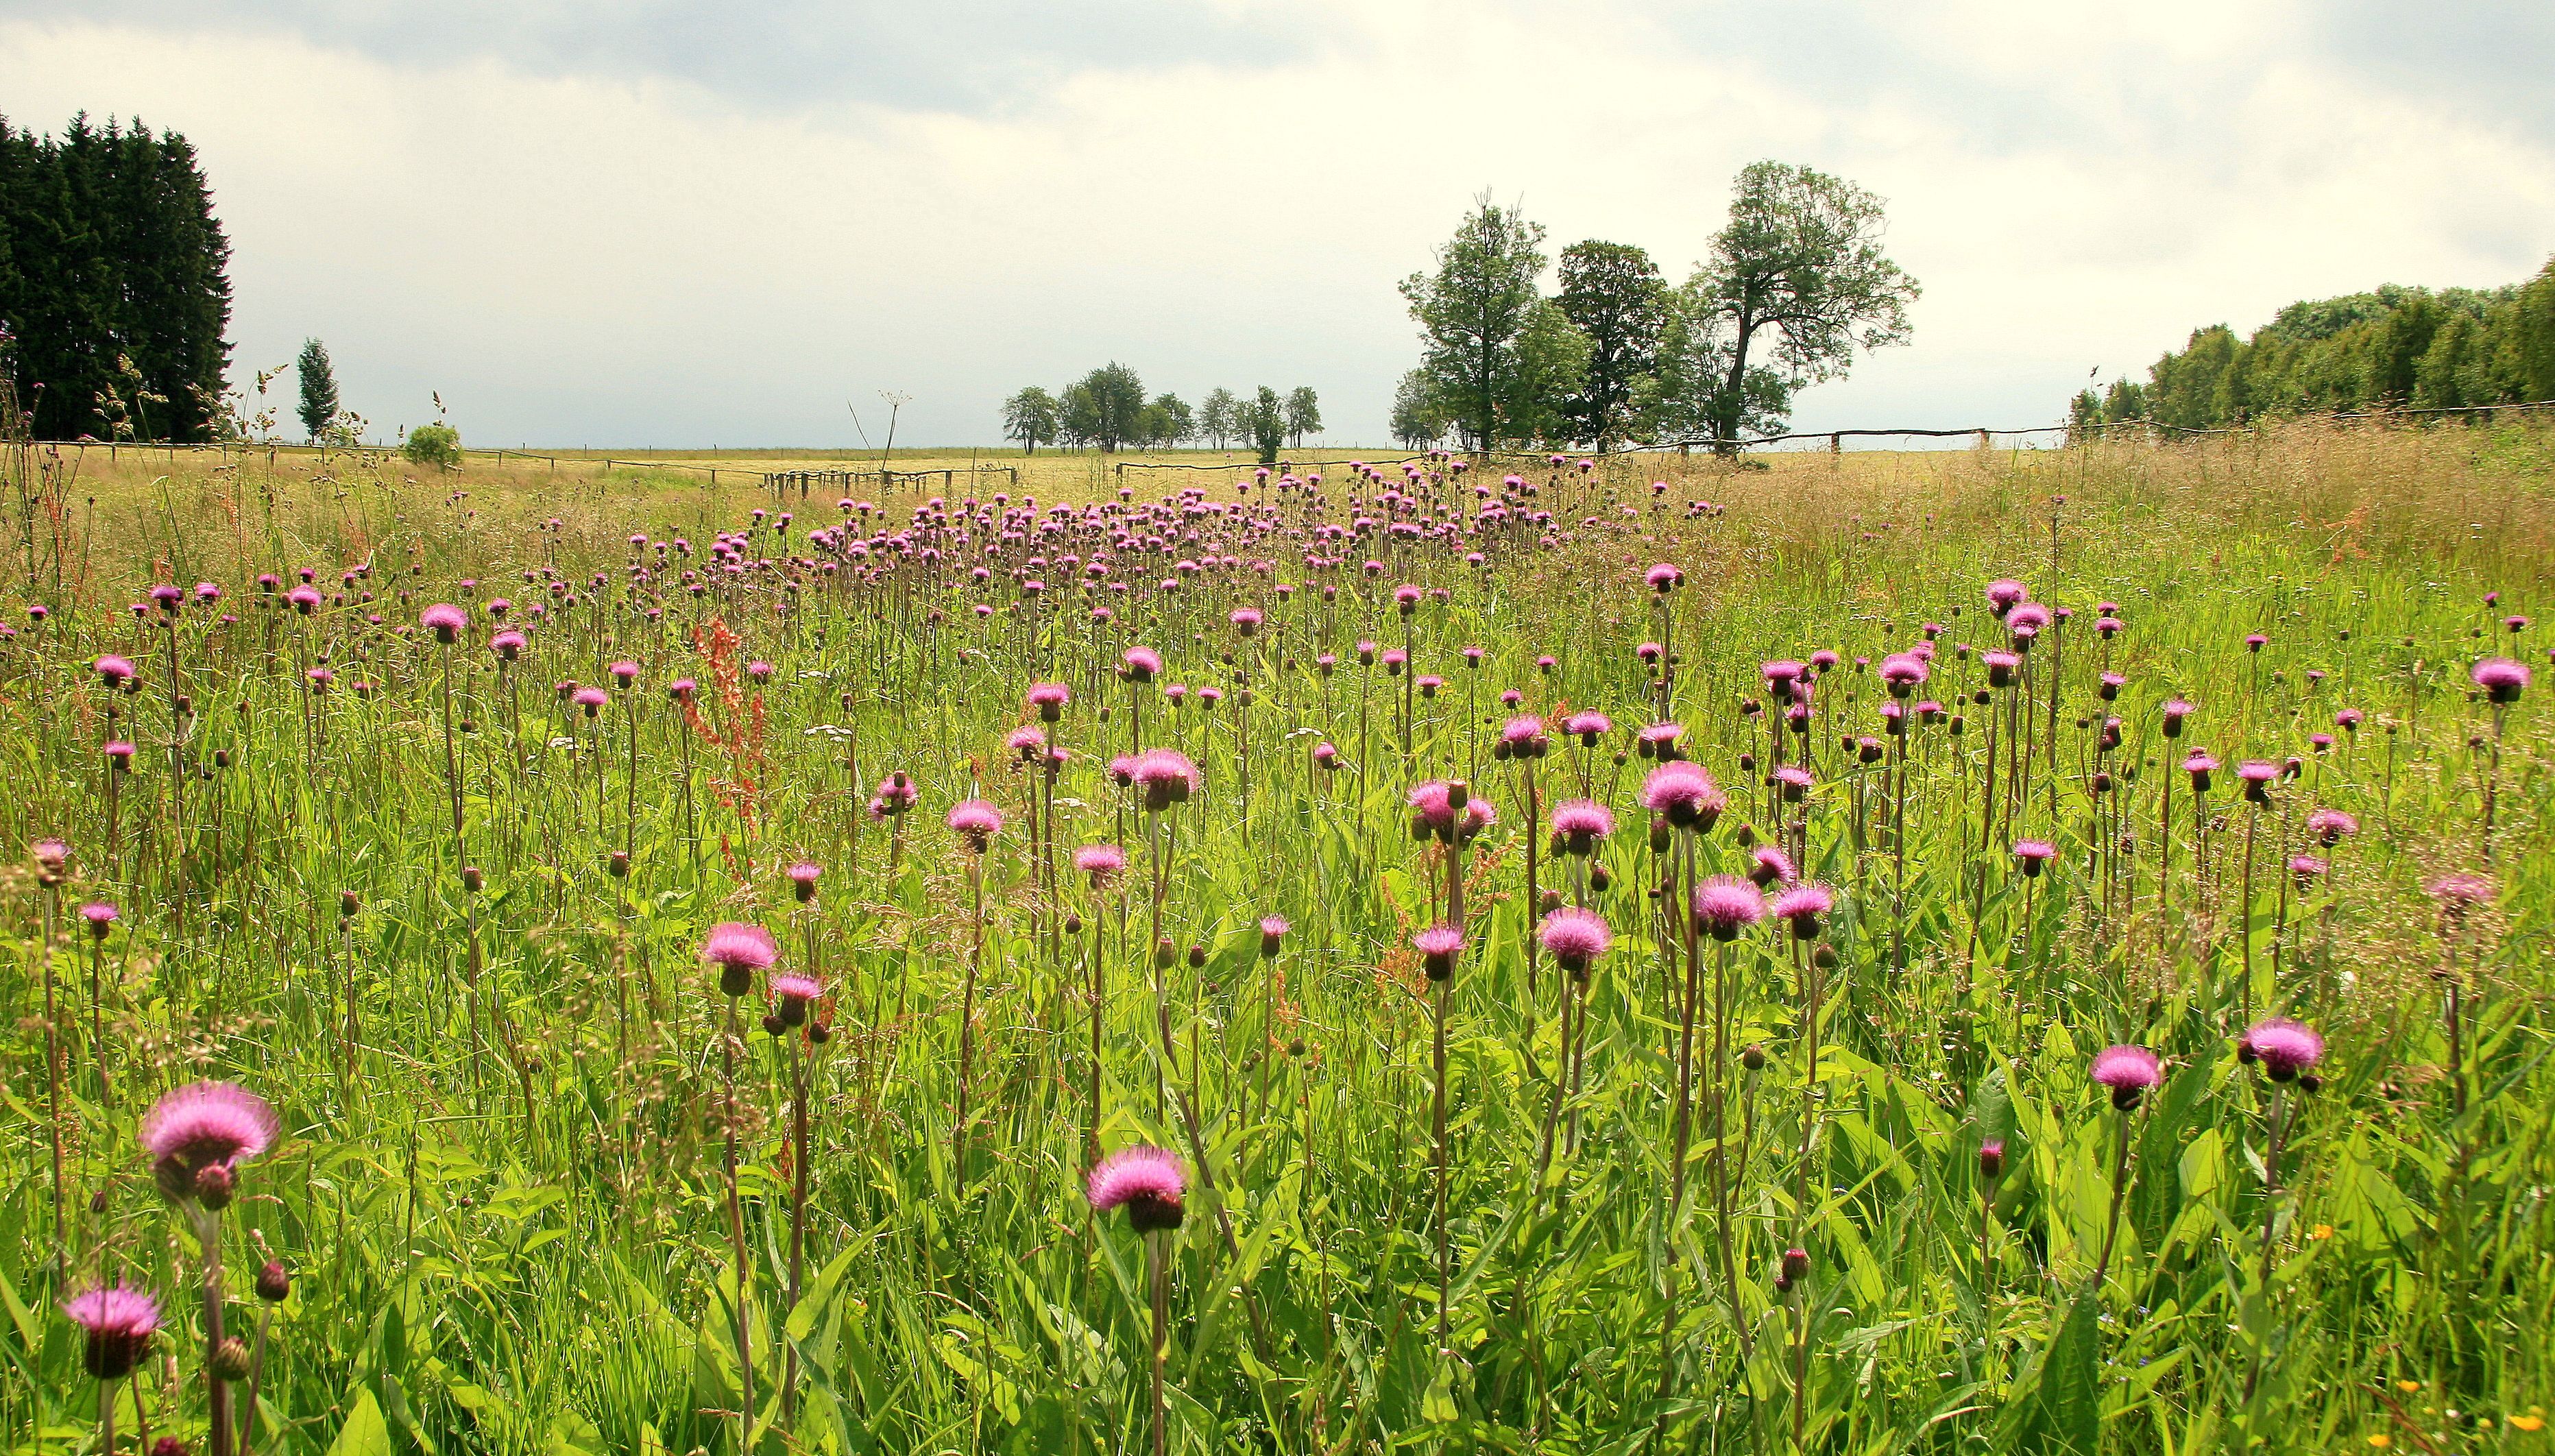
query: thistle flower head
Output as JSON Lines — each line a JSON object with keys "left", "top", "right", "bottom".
{"left": 1537, "top": 907, "right": 1611, "bottom": 973}
{"left": 1120, "top": 646, "right": 1163, "bottom": 682}
{"left": 769, "top": 972, "right": 823, "bottom": 1026}
{"left": 2240, "top": 1018, "right": 2324, "bottom": 1081}
{"left": 1984, "top": 578, "right": 2027, "bottom": 613}
{"left": 2428, "top": 872, "right": 2494, "bottom": 910}
{"left": 1499, "top": 715, "right": 1549, "bottom": 756}
{"left": 1414, "top": 923, "right": 1466, "bottom": 979}
{"left": 1749, "top": 845, "right": 1796, "bottom": 887}
{"left": 947, "top": 799, "right": 1004, "bottom": 851}
{"left": 1562, "top": 709, "right": 1612, "bottom": 740}
{"left": 1771, "top": 882, "right": 1834, "bottom": 937}
{"left": 2090, "top": 1044, "right": 2162, "bottom": 1108}
{"left": 2012, "top": 838, "right": 2057, "bottom": 874}
{"left": 1087, "top": 1145, "right": 1186, "bottom": 1231}
{"left": 419, "top": 603, "right": 468, "bottom": 641}
{"left": 1691, "top": 874, "right": 1766, "bottom": 940}
{"left": 64, "top": 1285, "right": 159, "bottom": 1381}
{"left": 1132, "top": 749, "right": 1200, "bottom": 810}
{"left": 2472, "top": 656, "right": 2529, "bottom": 703}
{"left": 1074, "top": 842, "right": 1126, "bottom": 881}
{"left": 93, "top": 655, "right": 134, "bottom": 683}
{"left": 1641, "top": 760, "right": 1724, "bottom": 827}
{"left": 1878, "top": 653, "right": 1928, "bottom": 694}
{"left": 2307, "top": 808, "right": 2358, "bottom": 843}
{"left": 1645, "top": 562, "right": 1683, "bottom": 592}
{"left": 1551, "top": 798, "right": 1614, "bottom": 850}
{"left": 140, "top": 1081, "right": 279, "bottom": 1207}
{"left": 703, "top": 922, "right": 779, "bottom": 997}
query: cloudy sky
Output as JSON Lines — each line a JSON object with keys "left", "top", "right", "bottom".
{"left": 3, "top": 1, "right": 2550, "bottom": 449}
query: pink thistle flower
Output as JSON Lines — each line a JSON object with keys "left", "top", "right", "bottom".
{"left": 80, "top": 901, "right": 119, "bottom": 937}
{"left": 786, "top": 860, "right": 822, "bottom": 902}
{"left": 2240, "top": 1018, "right": 2323, "bottom": 1082}
{"left": 1551, "top": 799, "right": 1614, "bottom": 852}
{"left": 93, "top": 655, "right": 135, "bottom": 684}
{"left": 2289, "top": 853, "right": 2327, "bottom": 882}
{"left": 2428, "top": 873, "right": 2493, "bottom": 910}
{"left": 703, "top": 922, "right": 779, "bottom": 996}
{"left": 1641, "top": 761, "right": 1724, "bottom": 829}
{"left": 64, "top": 1285, "right": 160, "bottom": 1381}
{"left": 1120, "top": 646, "right": 1163, "bottom": 682}
{"left": 491, "top": 629, "right": 526, "bottom": 659}
{"left": 2471, "top": 656, "right": 2529, "bottom": 703}
{"left": 1562, "top": 710, "right": 1612, "bottom": 742}
{"left": 1132, "top": 749, "right": 1200, "bottom": 810}
{"left": 1984, "top": 579, "right": 2027, "bottom": 614}
{"left": 1259, "top": 916, "right": 1289, "bottom": 956}
{"left": 1645, "top": 563, "right": 1682, "bottom": 592}
{"left": 1027, "top": 681, "right": 1070, "bottom": 720}
{"left": 140, "top": 1081, "right": 279, "bottom": 1206}
{"left": 1634, "top": 721, "right": 1684, "bottom": 757}
{"left": 2012, "top": 838, "right": 2057, "bottom": 875}
{"left": 1074, "top": 842, "right": 1126, "bottom": 882}
{"left": 1878, "top": 653, "right": 1928, "bottom": 694}
{"left": 947, "top": 799, "right": 1004, "bottom": 851}
{"left": 1087, "top": 1145, "right": 1186, "bottom": 1230}
{"left": 1006, "top": 725, "right": 1047, "bottom": 760}
{"left": 1498, "top": 715, "right": 1548, "bottom": 757}
{"left": 1414, "top": 923, "right": 1466, "bottom": 979}
{"left": 1771, "top": 882, "right": 1834, "bottom": 938}
{"left": 2306, "top": 808, "right": 2357, "bottom": 844}
{"left": 2090, "top": 1044, "right": 2162, "bottom": 1108}
{"left": 769, "top": 972, "right": 823, "bottom": 1026}
{"left": 419, "top": 603, "right": 468, "bottom": 641}
{"left": 1691, "top": 875, "right": 1765, "bottom": 941}
{"left": 1538, "top": 906, "right": 1612, "bottom": 973}
{"left": 1749, "top": 845, "right": 1795, "bottom": 887}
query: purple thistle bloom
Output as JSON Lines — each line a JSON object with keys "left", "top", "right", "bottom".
{"left": 2306, "top": 808, "right": 2358, "bottom": 844}
{"left": 1074, "top": 842, "right": 1126, "bottom": 881}
{"left": 64, "top": 1285, "right": 160, "bottom": 1381}
{"left": 93, "top": 655, "right": 135, "bottom": 683}
{"left": 1006, "top": 725, "right": 1048, "bottom": 759}
{"left": 1551, "top": 799, "right": 1614, "bottom": 851}
{"left": 769, "top": 972, "right": 823, "bottom": 1026}
{"left": 2012, "top": 838, "right": 2057, "bottom": 875}
{"left": 1749, "top": 845, "right": 1796, "bottom": 887}
{"left": 2471, "top": 656, "right": 2529, "bottom": 703}
{"left": 2289, "top": 853, "right": 2327, "bottom": 882}
{"left": 2090, "top": 1044, "right": 2162, "bottom": 1108}
{"left": 2240, "top": 1018, "right": 2324, "bottom": 1081}
{"left": 1645, "top": 562, "right": 1683, "bottom": 592}
{"left": 419, "top": 603, "right": 469, "bottom": 641}
{"left": 1088, "top": 1145, "right": 1187, "bottom": 1230}
{"left": 1691, "top": 874, "right": 1766, "bottom": 941}
{"left": 1414, "top": 923, "right": 1466, "bottom": 979}
{"left": 1771, "top": 882, "right": 1834, "bottom": 938}
{"left": 703, "top": 923, "right": 779, "bottom": 999}
{"left": 1538, "top": 906, "right": 1612, "bottom": 972}
{"left": 2428, "top": 872, "right": 2494, "bottom": 910}
{"left": 1120, "top": 646, "right": 1163, "bottom": 682}
{"left": 80, "top": 901, "right": 119, "bottom": 936}
{"left": 1132, "top": 749, "right": 1200, "bottom": 810}
{"left": 1499, "top": 715, "right": 1548, "bottom": 754}
{"left": 1641, "top": 761, "right": 1725, "bottom": 828}
{"left": 140, "top": 1081, "right": 280, "bottom": 1206}
{"left": 1562, "top": 709, "right": 1612, "bottom": 741}
{"left": 1985, "top": 579, "right": 2027, "bottom": 614}
{"left": 947, "top": 799, "right": 1004, "bottom": 850}
{"left": 1878, "top": 653, "right": 1928, "bottom": 694}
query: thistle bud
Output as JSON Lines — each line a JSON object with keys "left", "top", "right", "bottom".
{"left": 210, "top": 1337, "right": 254, "bottom": 1383}
{"left": 256, "top": 1261, "right": 291, "bottom": 1303}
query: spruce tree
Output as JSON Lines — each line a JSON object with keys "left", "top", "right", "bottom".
{"left": 297, "top": 339, "right": 339, "bottom": 443}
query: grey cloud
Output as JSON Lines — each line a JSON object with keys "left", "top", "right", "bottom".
{"left": 0, "top": 0, "right": 1313, "bottom": 114}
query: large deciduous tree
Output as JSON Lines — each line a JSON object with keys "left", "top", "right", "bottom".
{"left": 1390, "top": 369, "right": 1449, "bottom": 450}
{"left": 1284, "top": 386, "right": 1321, "bottom": 447}
{"left": 1077, "top": 361, "right": 1146, "bottom": 452}
{"left": 1199, "top": 387, "right": 1239, "bottom": 450}
{"left": 1002, "top": 386, "right": 1058, "bottom": 454}
{"left": 1555, "top": 240, "right": 1667, "bottom": 448}
{"left": 1401, "top": 191, "right": 1549, "bottom": 451}
{"left": 1248, "top": 386, "right": 1285, "bottom": 464}
{"left": 1649, "top": 162, "right": 1917, "bottom": 452}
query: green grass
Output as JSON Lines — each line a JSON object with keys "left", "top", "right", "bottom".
{"left": 0, "top": 421, "right": 2550, "bottom": 1455}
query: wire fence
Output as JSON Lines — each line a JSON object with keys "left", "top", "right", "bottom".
{"left": 27, "top": 395, "right": 2555, "bottom": 488}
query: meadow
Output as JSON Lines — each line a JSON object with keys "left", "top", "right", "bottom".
{"left": 2, "top": 420, "right": 2551, "bottom": 1456}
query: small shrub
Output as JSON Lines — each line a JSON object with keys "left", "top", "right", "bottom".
{"left": 403, "top": 422, "right": 461, "bottom": 470}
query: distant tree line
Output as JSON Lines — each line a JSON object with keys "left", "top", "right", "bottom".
{"left": 2072, "top": 259, "right": 2555, "bottom": 433}
{"left": 0, "top": 113, "right": 232, "bottom": 441}
{"left": 1003, "top": 365, "right": 1319, "bottom": 461}
{"left": 1394, "top": 162, "right": 1920, "bottom": 453}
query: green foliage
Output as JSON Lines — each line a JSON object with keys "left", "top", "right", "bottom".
{"left": 1077, "top": 361, "right": 1146, "bottom": 452}
{"left": 297, "top": 338, "right": 340, "bottom": 444}
{"left": 0, "top": 113, "right": 232, "bottom": 441}
{"left": 1647, "top": 160, "right": 1918, "bottom": 450}
{"left": 1401, "top": 191, "right": 1549, "bottom": 450}
{"left": 1247, "top": 384, "right": 1285, "bottom": 462}
{"left": 1283, "top": 386, "right": 1320, "bottom": 448}
{"left": 1555, "top": 239, "right": 1668, "bottom": 448}
{"left": 1198, "top": 387, "right": 1240, "bottom": 450}
{"left": 1143, "top": 391, "right": 1194, "bottom": 448}
{"left": 401, "top": 421, "right": 461, "bottom": 469}
{"left": 1389, "top": 367, "right": 1449, "bottom": 450}
{"left": 2079, "top": 257, "right": 2555, "bottom": 430}
{"left": 1002, "top": 386, "right": 1059, "bottom": 454}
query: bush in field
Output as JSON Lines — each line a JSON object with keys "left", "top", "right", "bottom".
{"left": 402, "top": 422, "right": 461, "bottom": 469}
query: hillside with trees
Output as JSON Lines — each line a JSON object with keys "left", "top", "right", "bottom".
{"left": 2073, "top": 260, "right": 2555, "bottom": 432}
{"left": 1004, "top": 366, "right": 1316, "bottom": 461}
{"left": 0, "top": 113, "right": 232, "bottom": 441}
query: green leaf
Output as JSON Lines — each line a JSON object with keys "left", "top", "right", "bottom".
{"left": 326, "top": 1387, "right": 393, "bottom": 1456}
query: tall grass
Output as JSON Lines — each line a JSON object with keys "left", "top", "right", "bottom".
{"left": 0, "top": 420, "right": 2548, "bottom": 1454}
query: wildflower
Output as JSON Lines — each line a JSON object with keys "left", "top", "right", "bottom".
{"left": 64, "top": 1285, "right": 159, "bottom": 1381}
{"left": 2182, "top": 751, "right": 2219, "bottom": 792}
{"left": 2307, "top": 808, "right": 2358, "bottom": 844}
{"left": 2013, "top": 838, "right": 2057, "bottom": 875}
{"left": 1087, "top": 1146, "right": 1186, "bottom": 1231}
{"left": 1027, "top": 681, "right": 1070, "bottom": 720}
{"left": 786, "top": 861, "right": 821, "bottom": 903}
{"left": 1074, "top": 842, "right": 1126, "bottom": 883}
{"left": 1640, "top": 761, "right": 1725, "bottom": 829}
{"left": 1414, "top": 923, "right": 1465, "bottom": 980}
{"left": 1132, "top": 749, "right": 1200, "bottom": 811}
{"left": 1878, "top": 653, "right": 1928, "bottom": 695}
{"left": 1645, "top": 563, "right": 1682, "bottom": 592}
{"left": 2239, "top": 1018, "right": 2324, "bottom": 1082}
{"left": 2428, "top": 873, "right": 2493, "bottom": 912}
{"left": 1985, "top": 579, "right": 2027, "bottom": 616}
{"left": 141, "top": 1082, "right": 279, "bottom": 1208}
{"left": 419, "top": 603, "right": 468, "bottom": 642}
{"left": 2471, "top": 657, "right": 2529, "bottom": 703}
{"left": 1120, "top": 646, "right": 1163, "bottom": 683}
{"left": 947, "top": 799, "right": 1004, "bottom": 851}
{"left": 1771, "top": 882, "right": 1834, "bottom": 938}
{"left": 1562, "top": 709, "right": 1611, "bottom": 743}
{"left": 1978, "top": 1139, "right": 2005, "bottom": 1180}
{"left": 1259, "top": 916, "right": 1289, "bottom": 958}
{"left": 1007, "top": 725, "right": 1047, "bottom": 760}
{"left": 2236, "top": 760, "right": 2278, "bottom": 803}
{"left": 80, "top": 901, "right": 119, "bottom": 938}
{"left": 703, "top": 922, "right": 779, "bottom": 996}
{"left": 1691, "top": 875, "right": 1765, "bottom": 941}
{"left": 93, "top": 655, "right": 135, "bottom": 685}
{"left": 1551, "top": 799, "right": 1614, "bottom": 853}
{"left": 1538, "top": 908, "right": 1611, "bottom": 975}
{"left": 1497, "top": 715, "right": 1549, "bottom": 759}
{"left": 769, "top": 973, "right": 822, "bottom": 1027}
{"left": 1749, "top": 845, "right": 1795, "bottom": 887}
{"left": 2090, "top": 1045, "right": 2163, "bottom": 1109}
{"left": 1634, "top": 721, "right": 1685, "bottom": 757}
{"left": 1406, "top": 779, "right": 1495, "bottom": 842}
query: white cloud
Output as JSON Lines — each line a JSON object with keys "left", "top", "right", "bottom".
{"left": 1, "top": 1, "right": 2547, "bottom": 448}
